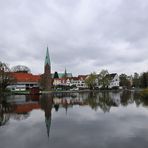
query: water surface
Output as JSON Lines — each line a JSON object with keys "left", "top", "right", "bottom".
{"left": 0, "top": 91, "right": 148, "bottom": 148}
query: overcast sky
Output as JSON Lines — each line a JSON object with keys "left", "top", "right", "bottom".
{"left": 0, "top": 0, "right": 148, "bottom": 76}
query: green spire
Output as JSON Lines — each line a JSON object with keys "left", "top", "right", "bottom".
{"left": 64, "top": 68, "right": 67, "bottom": 78}
{"left": 45, "top": 46, "right": 51, "bottom": 66}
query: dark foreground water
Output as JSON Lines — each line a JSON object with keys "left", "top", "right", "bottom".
{"left": 0, "top": 91, "right": 148, "bottom": 148}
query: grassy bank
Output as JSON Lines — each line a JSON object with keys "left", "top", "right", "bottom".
{"left": 140, "top": 88, "right": 148, "bottom": 99}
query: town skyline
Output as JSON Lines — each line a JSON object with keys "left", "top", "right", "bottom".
{"left": 0, "top": 0, "right": 148, "bottom": 75}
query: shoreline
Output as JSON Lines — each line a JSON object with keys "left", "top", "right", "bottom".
{"left": 6, "top": 88, "right": 143, "bottom": 95}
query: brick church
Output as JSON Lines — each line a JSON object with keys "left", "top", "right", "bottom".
{"left": 43, "top": 47, "right": 52, "bottom": 90}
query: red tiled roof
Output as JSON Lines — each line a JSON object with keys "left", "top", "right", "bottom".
{"left": 71, "top": 77, "right": 79, "bottom": 80}
{"left": 11, "top": 72, "right": 41, "bottom": 82}
{"left": 78, "top": 75, "right": 88, "bottom": 80}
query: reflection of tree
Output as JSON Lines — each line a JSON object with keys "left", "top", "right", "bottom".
{"left": 53, "top": 93, "right": 77, "bottom": 99}
{"left": 97, "top": 92, "right": 117, "bottom": 112}
{"left": 0, "top": 111, "right": 10, "bottom": 126}
{"left": 133, "top": 92, "right": 142, "bottom": 107}
{"left": 40, "top": 94, "right": 53, "bottom": 138}
{"left": 120, "top": 91, "right": 133, "bottom": 106}
{"left": 85, "top": 92, "right": 98, "bottom": 111}
{"left": 54, "top": 104, "right": 59, "bottom": 112}
{"left": 0, "top": 98, "right": 11, "bottom": 126}
{"left": 135, "top": 92, "right": 148, "bottom": 107}
{"left": 85, "top": 92, "right": 116, "bottom": 112}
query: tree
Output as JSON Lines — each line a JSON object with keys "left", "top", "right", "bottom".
{"left": 98, "top": 70, "right": 110, "bottom": 89}
{"left": 0, "top": 61, "right": 16, "bottom": 93}
{"left": 11, "top": 65, "right": 31, "bottom": 73}
{"left": 54, "top": 71, "right": 59, "bottom": 78}
{"left": 140, "top": 72, "right": 148, "bottom": 88}
{"left": 119, "top": 74, "right": 131, "bottom": 88}
{"left": 133, "top": 72, "right": 140, "bottom": 88}
{"left": 85, "top": 72, "right": 97, "bottom": 90}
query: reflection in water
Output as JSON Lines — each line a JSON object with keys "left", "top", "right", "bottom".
{"left": 0, "top": 91, "right": 146, "bottom": 127}
{"left": 40, "top": 94, "right": 53, "bottom": 138}
{"left": 0, "top": 98, "right": 12, "bottom": 126}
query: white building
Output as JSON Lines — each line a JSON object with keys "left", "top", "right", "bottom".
{"left": 108, "top": 73, "right": 120, "bottom": 88}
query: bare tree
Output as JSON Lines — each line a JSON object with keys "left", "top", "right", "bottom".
{"left": 11, "top": 65, "right": 31, "bottom": 73}
{"left": 0, "top": 61, "right": 16, "bottom": 93}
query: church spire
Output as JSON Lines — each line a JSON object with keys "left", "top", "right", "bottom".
{"left": 45, "top": 46, "right": 51, "bottom": 67}
{"left": 64, "top": 67, "right": 67, "bottom": 78}
{"left": 44, "top": 46, "right": 52, "bottom": 90}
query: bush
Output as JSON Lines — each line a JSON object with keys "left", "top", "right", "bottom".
{"left": 140, "top": 88, "right": 148, "bottom": 99}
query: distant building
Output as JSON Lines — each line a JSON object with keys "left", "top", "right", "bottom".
{"left": 8, "top": 72, "right": 40, "bottom": 91}
{"left": 52, "top": 72, "right": 73, "bottom": 79}
{"left": 44, "top": 47, "right": 52, "bottom": 90}
{"left": 53, "top": 75, "right": 88, "bottom": 89}
{"left": 108, "top": 73, "right": 120, "bottom": 88}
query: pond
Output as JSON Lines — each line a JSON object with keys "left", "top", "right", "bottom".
{"left": 0, "top": 91, "right": 148, "bottom": 148}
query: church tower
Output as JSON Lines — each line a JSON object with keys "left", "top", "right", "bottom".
{"left": 44, "top": 47, "right": 52, "bottom": 90}
{"left": 64, "top": 68, "right": 67, "bottom": 78}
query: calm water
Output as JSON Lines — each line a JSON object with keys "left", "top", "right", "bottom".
{"left": 0, "top": 91, "right": 148, "bottom": 148}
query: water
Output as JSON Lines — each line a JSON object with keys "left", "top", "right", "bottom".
{"left": 0, "top": 91, "right": 148, "bottom": 148}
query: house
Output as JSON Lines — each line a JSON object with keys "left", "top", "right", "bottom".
{"left": 53, "top": 78, "right": 66, "bottom": 86}
{"left": 108, "top": 73, "right": 120, "bottom": 88}
{"left": 77, "top": 75, "right": 88, "bottom": 88}
{"left": 53, "top": 76, "right": 88, "bottom": 89}
{"left": 8, "top": 72, "right": 40, "bottom": 91}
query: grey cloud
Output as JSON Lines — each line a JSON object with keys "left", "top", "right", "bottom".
{"left": 0, "top": 0, "right": 148, "bottom": 75}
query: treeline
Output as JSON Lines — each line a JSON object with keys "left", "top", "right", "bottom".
{"left": 0, "top": 60, "right": 148, "bottom": 92}
{"left": 0, "top": 61, "right": 16, "bottom": 93}
{"left": 132, "top": 72, "right": 148, "bottom": 88}
{"left": 119, "top": 72, "right": 148, "bottom": 88}
{"left": 85, "top": 70, "right": 148, "bottom": 90}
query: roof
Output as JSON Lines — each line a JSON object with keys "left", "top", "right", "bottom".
{"left": 109, "top": 73, "right": 117, "bottom": 78}
{"left": 78, "top": 75, "right": 88, "bottom": 80}
{"left": 106, "top": 73, "right": 117, "bottom": 79}
{"left": 51, "top": 73, "right": 73, "bottom": 78}
{"left": 70, "top": 77, "right": 79, "bottom": 80}
{"left": 11, "top": 72, "right": 41, "bottom": 82}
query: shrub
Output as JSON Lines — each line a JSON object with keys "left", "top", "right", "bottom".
{"left": 140, "top": 88, "right": 148, "bottom": 99}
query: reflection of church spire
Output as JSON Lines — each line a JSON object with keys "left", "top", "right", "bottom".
{"left": 40, "top": 94, "right": 53, "bottom": 138}
{"left": 45, "top": 116, "right": 51, "bottom": 138}
{"left": 65, "top": 105, "right": 68, "bottom": 115}
{"left": 44, "top": 96, "right": 52, "bottom": 138}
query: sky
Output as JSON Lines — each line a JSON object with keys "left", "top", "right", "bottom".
{"left": 0, "top": 0, "right": 148, "bottom": 76}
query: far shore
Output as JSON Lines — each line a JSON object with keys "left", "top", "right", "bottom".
{"left": 3, "top": 88, "right": 142, "bottom": 95}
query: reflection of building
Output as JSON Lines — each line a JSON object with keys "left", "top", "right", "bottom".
{"left": 40, "top": 94, "right": 53, "bottom": 138}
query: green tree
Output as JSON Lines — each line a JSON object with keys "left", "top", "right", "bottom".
{"left": 140, "top": 72, "right": 148, "bottom": 88}
{"left": 85, "top": 72, "right": 97, "bottom": 90}
{"left": 98, "top": 70, "right": 110, "bottom": 89}
{"left": 119, "top": 74, "right": 131, "bottom": 88}
{"left": 54, "top": 71, "right": 59, "bottom": 78}
{"left": 133, "top": 72, "right": 140, "bottom": 88}
{"left": 0, "top": 61, "right": 16, "bottom": 93}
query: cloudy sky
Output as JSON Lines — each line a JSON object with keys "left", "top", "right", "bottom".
{"left": 0, "top": 0, "right": 148, "bottom": 76}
